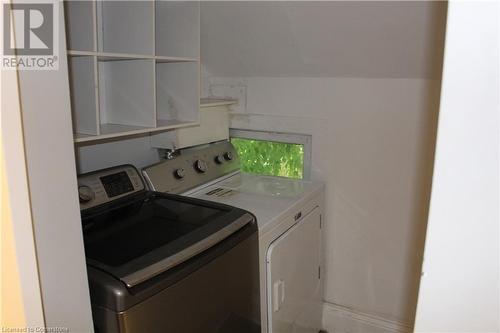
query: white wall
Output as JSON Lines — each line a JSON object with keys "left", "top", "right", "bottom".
{"left": 201, "top": 1, "right": 446, "bottom": 329}
{"left": 221, "top": 77, "right": 440, "bottom": 326}
{"left": 414, "top": 1, "right": 499, "bottom": 332}
{"left": 201, "top": 1, "right": 445, "bottom": 79}
{"left": 76, "top": 136, "right": 161, "bottom": 174}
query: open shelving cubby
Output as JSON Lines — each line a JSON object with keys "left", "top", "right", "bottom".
{"left": 64, "top": 1, "right": 201, "bottom": 143}
{"left": 64, "top": 1, "right": 96, "bottom": 52}
{"left": 155, "top": 1, "right": 200, "bottom": 60}
{"left": 97, "top": 1, "right": 155, "bottom": 56}
{"left": 98, "top": 59, "right": 156, "bottom": 136}
{"left": 156, "top": 61, "right": 200, "bottom": 128}
{"left": 67, "top": 55, "right": 99, "bottom": 139}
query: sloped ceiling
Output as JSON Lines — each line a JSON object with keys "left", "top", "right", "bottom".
{"left": 201, "top": 1, "right": 447, "bottom": 78}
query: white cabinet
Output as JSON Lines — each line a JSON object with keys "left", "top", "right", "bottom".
{"left": 64, "top": 1, "right": 200, "bottom": 143}
{"left": 266, "top": 207, "right": 323, "bottom": 333}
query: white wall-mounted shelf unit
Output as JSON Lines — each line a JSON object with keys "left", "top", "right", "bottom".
{"left": 64, "top": 1, "right": 200, "bottom": 143}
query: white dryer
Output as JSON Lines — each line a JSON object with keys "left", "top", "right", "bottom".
{"left": 143, "top": 141, "right": 325, "bottom": 333}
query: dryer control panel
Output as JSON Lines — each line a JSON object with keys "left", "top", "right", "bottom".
{"left": 142, "top": 141, "right": 240, "bottom": 194}
{"left": 77, "top": 165, "right": 145, "bottom": 210}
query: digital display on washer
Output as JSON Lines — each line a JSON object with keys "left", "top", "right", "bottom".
{"left": 100, "top": 171, "right": 134, "bottom": 198}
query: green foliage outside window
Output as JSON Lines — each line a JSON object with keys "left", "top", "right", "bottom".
{"left": 231, "top": 138, "right": 304, "bottom": 179}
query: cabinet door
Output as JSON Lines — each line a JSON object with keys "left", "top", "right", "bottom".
{"left": 266, "top": 207, "right": 322, "bottom": 333}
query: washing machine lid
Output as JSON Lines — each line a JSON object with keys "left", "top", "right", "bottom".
{"left": 81, "top": 191, "right": 253, "bottom": 287}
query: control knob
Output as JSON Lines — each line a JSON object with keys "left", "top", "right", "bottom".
{"left": 174, "top": 168, "right": 186, "bottom": 179}
{"left": 214, "top": 154, "right": 225, "bottom": 164}
{"left": 194, "top": 160, "right": 208, "bottom": 173}
{"left": 224, "top": 151, "right": 233, "bottom": 161}
{"left": 78, "top": 185, "right": 95, "bottom": 203}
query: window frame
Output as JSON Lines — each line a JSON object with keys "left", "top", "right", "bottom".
{"left": 229, "top": 128, "right": 312, "bottom": 180}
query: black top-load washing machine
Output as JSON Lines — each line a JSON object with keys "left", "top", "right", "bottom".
{"left": 78, "top": 165, "right": 261, "bottom": 333}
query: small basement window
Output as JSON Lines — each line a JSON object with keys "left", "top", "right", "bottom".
{"left": 230, "top": 129, "right": 312, "bottom": 180}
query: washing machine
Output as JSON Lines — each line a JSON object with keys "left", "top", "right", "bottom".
{"left": 78, "top": 164, "right": 261, "bottom": 332}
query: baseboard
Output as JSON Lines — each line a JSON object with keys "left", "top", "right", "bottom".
{"left": 322, "top": 302, "right": 413, "bottom": 333}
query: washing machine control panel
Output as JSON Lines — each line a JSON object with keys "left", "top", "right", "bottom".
{"left": 142, "top": 141, "right": 240, "bottom": 194}
{"left": 77, "top": 165, "right": 145, "bottom": 210}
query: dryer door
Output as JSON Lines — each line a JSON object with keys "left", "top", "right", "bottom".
{"left": 266, "top": 207, "right": 322, "bottom": 333}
